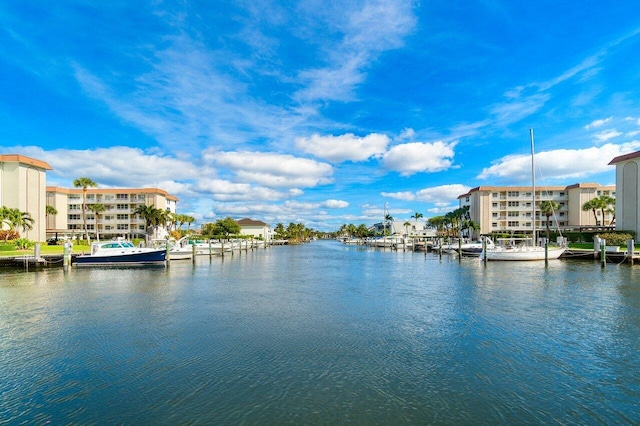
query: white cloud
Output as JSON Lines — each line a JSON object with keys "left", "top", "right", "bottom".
{"left": 585, "top": 117, "right": 613, "bottom": 129}
{"left": 478, "top": 142, "right": 640, "bottom": 182}
{"left": 321, "top": 199, "right": 349, "bottom": 209}
{"left": 382, "top": 141, "right": 457, "bottom": 176}
{"left": 295, "top": 133, "right": 389, "bottom": 162}
{"left": 415, "top": 184, "right": 471, "bottom": 203}
{"left": 381, "top": 191, "right": 416, "bottom": 201}
{"left": 205, "top": 150, "right": 333, "bottom": 188}
{"left": 594, "top": 130, "right": 622, "bottom": 143}
{"left": 195, "top": 179, "right": 300, "bottom": 202}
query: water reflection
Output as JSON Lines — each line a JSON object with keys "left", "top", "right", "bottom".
{"left": 1, "top": 241, "right": 639, "bottom": 424}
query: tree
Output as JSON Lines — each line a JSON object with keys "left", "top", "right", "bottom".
{"left": 384, "top": 214, "right": 393, "bottom": 235}
{"left": 410, "top": 212, "right": 424, "bottom": 221}
{"left": 538, "top": 200, "right": 560, "bottom": 240}
{"left": 73, "top": 177, "right": 97, "bottom": 243}
{"left": 274, "top": 223, "right": 285, "bottom": 238}
{"left": 134, "top": 204, "right": 166, "bottom": 244}
{"left": 88, "top": 203, "right": 106, "bottom": 241}
{"left": 597, "top": 195, "right": 615, "bottom": 226}
{"left": 46, "top": 205, "right": 58, "bottom": 217}
{"left": 1, "top": 207, "right": 34, "bottom": 241}
{"left": 403, "top": 221, "right": 411, "bottom": 237}
{"left": 582, "top": 199, "right": 599, "bottom": 225}
{"left": 211, "top": 217, "right": 241, "bottom": 238}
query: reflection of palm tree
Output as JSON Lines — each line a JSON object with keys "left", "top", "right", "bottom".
{"left": 88, "top": 203, "right": 106, "bottom": 241}
{"left": 73, "top": 177, "right": 97, "bottom": 243}
{"left": 538, "top": 200, "right": 560, "bottom": 240}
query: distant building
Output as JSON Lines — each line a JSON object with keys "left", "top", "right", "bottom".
{"left": 0, "top": 154, "right": 53, "bottom": 241}
{"left": 371, "top": 219, "right": 436, "bottom": 237}
{"left": 458, "top": 183, "right": 615, "bottom": 236}
{"left": 46, "top": 186, "right": 178, "bottom": 240}
{"left": 237, "top": 218, "right": 273, "bottom": 241}
{"left": 609, "top": 151, "right": 640, "bottom": 236}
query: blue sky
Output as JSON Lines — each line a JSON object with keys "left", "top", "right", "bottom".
{"left": 3, "top": 1, "right": 640, "bottom": 231}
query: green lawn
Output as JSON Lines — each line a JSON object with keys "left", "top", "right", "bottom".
{"left": 0, "top": 243, "right": 91, "bottom": 257}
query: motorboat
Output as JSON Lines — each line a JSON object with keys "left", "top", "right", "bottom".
{"left": 75, "top": 240, "right": 166, "bottom": 266}
{"left": 481, "top": 241, "right": 566, "bottom": 261}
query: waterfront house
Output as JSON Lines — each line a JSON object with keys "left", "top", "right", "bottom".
{"left": 237, "top": 218, "right": 273, "bottom": 242}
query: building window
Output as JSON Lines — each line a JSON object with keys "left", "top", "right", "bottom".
{"left": 68, "top": 224, "right": 80, "bottom": 230}
{"left": 508, "top": 211, "right": 519, "bottom": 217}
{"left": 507, "top": 191, "right": 519, "bottom": 197}
{"left": 117, "top": 224, "right": 129, "bottom": 230}
{"left": 117, "top": 194, "right": 129, "bottom": 199}
{"left": 68, "top": 214, "right": 81, "bottom": 220}
{"left": 492, "top": 222, "right": 497, "bottom": 228}
{"left": 508, "top": 221, "right": 519, "bottom": 227}
{"left": 492, "top": 193, "right": 498, "bottom": 198}
{"left": 492, "top": 212, "right": 498, "bottom": 218}
{"left": 117, "top": 214, "right": 129, "bottom": 220}
{"left": 508, "top": 201, "right": 519, "bottom": 207}
{"left": 559, "top": 192, "right": 565, "bottom": 197}
{"left": 465, "top": 196, "right": 470, "bottom": 202}
{"left": 69, "top": 204, "right": 81, "bottom": 210}
{"left": 117, "top": 204, "right": 128, "bottom": 210}
{"left": 492, "top": 203, "right": 498, "bottom": 208}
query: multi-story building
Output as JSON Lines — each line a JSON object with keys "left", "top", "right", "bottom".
{"left": 0, "top": 154, "right": 52, "bottom": 242}
{"left": 46, "top": 187, "right": 178, "bottom": 240}
{"left": 458, "top": 183, "right": 615, "bottom": 236}
{"left": 609, "top": 150, "right": 640, "bottom": 236}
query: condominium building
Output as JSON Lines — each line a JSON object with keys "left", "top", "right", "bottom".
{"left": 0, "top": 154, "right": 52, "bottom": 242}
{"left": 46, "top": 187, "right": 178, "bottom": 240}
{"left": 458, "top": 183, "right": 615, "bottom": 235}
{"left": 609, "top": 150, "right": 640, "bottom": 236}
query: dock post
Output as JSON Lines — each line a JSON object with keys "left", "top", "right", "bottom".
{"left": 63, "top": 242, "right": 70, "bottom": 270}
{"left": 192, "top": 242, "right": 196, "bottom": 265}
{"left": 166, "top": 241, "right": 170, "bottom": 266}
{"left": 482, "top": 237, "right": 487, "bottom": 265}
{"left": 628, "top": 239, "right": 635, "bottom": 265}
{"left": 545, "top": 239, "right": 548, "bottom": 264}
{"left": 600, "top": 239, "right": 606, "bottom": 268}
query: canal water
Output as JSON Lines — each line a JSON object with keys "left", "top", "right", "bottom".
{"left": 1, "top": 240, "right": 639, "bottom": 424}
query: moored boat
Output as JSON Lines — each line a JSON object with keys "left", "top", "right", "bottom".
{"left": 75, "top": 240, "right": 166, "bottom": 266}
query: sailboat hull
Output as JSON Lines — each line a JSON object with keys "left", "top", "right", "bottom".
{"left": 483, "top": 246, "right": 565, "bottom": 261}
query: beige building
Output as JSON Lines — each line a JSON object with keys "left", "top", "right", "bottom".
{"left": 609, "top": 151, "right": 640, "bottom": 236}
{"left": 237, "top": 218, "right": 273, "bottom": 241}
{"left": 458, "top": 183, "right": 615, "bottom": 236}
{"left": 0, "top": 154, "right": 53, "bottom": 241}
{"left": 46, "top": 186, "right": 178, "bottom": 240}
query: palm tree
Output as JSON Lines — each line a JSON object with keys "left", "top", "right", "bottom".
{"left": 88, "top": 203, "right": 106, "bottom": 241}
{"left": 538, "top": 200, "right": 560, "bottom": 240}
{"left": 597, "top": 195, "right": 615, "bottom": 226}
{"left": 384, "top": 214, "right": 393, "bottom": 235}
{"left": 582, "top": 199, "right": 599, "bottom": 225}
{"left": 134, "top": 204, "right": 165, "bottom": 245}
{"left": 403, "top": 221, "right": 411, "bottom": 237}
{"left": 410, "top": 212, "right": 423, "bottom": 221}
{"left": 73, "top": 177, "right": 97, "bottom": 243}
{"left": 1, "top": 208, "right": 34, "bottom": 241}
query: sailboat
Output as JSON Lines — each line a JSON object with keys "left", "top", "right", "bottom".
{"left": 482, "top": 129, "right": 566, "bottom": 261}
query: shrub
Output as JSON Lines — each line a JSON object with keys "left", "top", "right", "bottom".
{"left": 596, "top": 232, "right": 634, "bottom": 246}
{"left": 14, "top": 238, "right": 34, "bottom": 250}
{"left": 0, "top": 230, "right": 20, "bottom": 241}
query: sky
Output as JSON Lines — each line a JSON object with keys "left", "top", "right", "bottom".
{"left": 2, "top": 1, "right": 640, "bottom": 231}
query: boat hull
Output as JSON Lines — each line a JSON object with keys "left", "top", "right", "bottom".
{"left": 75, "top": 249, "right": 167, "bottom": 266}
{"left": 483, "top": 247, "right": 565, "bottom": 261}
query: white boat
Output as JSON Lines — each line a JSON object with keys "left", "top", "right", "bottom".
{"left": 482, "top": 241, "right": 565, "bottom": 261}
{"left": 436, "top": 238, "right": 494, "bottom": 256}
{"left": 482, "top": 129, "right": 566, "bottom": 261}
{"left": 75, "top": 240, "right": 166, "bottom": 266}
{"left": 343, "top": 237, "right": 365, "bottom": 245}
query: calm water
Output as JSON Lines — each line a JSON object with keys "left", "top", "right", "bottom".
{"left": 1, "top": 240, "right": 639, "bottom": 424}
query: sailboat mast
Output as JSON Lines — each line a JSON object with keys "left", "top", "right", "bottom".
{"left": 530, "top": 128, "right": 536, "bottom": 243}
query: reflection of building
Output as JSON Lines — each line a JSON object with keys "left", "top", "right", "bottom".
{"left": 0, "top": 154, "right": 52, "bottom": 242}
{"left": 46, "top": 187, "right": 178, "bottom": 240}
{"left": 609, "top": 151, "right": 640, "bottom": 236}
{"left": 237, "top": 218, "right": 273, "bottom": 241}
{"left": 372, "top": 220, "right": 436, "bottom": 237}
{"left": 458, "top": 183, "right": 615, "bottom": 235}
